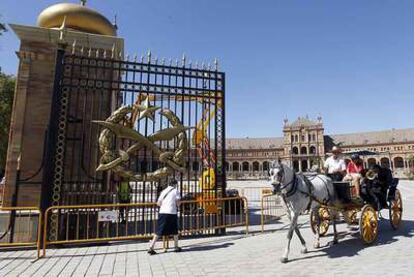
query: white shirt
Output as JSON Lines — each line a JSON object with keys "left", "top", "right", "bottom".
{"left": 157, "top": 186, "right": 180, "bottom": 214}
{"left": 324, "top": 156, "right": 346, "bottom": 174}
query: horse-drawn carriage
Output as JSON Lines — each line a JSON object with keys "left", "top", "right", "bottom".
{"left": 310, "top": 160, "right": 403, "bottom": 244}
{"left": 269, "top": 156, "right": 404, "bottom": 263}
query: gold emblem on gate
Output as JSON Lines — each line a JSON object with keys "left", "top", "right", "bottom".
{"left": 93, "top": 96, "right": 189, "bottom": 181}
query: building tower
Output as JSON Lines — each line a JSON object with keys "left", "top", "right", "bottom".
{"left": 282, "top": 116, "right": 325, "bottom": 172}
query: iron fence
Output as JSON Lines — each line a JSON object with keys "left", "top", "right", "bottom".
{"left": 40, "top": 48, "right": 226, "bottom": 242}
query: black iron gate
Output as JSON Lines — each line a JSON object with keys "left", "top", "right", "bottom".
{"left": 44, "top": 47, "right": 226, "bottom": 240}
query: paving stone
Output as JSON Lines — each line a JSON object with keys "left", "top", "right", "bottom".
{"left": 1, "top": 181, "right": 414, "bottom": 276}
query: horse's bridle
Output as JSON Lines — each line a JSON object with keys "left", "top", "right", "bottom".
{"left": 271, "top": 164, "right": 298, "bottom": 197}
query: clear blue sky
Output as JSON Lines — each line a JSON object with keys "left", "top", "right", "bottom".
{"left": 1, "top": 0, "right": 413, "bottom": 138}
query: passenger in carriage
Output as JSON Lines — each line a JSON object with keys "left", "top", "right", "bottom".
{"left": 323, "top": 146, "right": 346, "bottom": 181}
{"left": 363, "top": 164, "right": 394, "bottom": 209}
{"left": 343, "top": 154, "right": 364, "bottom": 198}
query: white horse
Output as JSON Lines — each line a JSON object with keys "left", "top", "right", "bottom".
{"left": 269, "top": 160, "right": 338, "bottom": 263}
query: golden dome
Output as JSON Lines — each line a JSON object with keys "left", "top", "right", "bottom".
{"left": 37, "top": 3, "right": 117, "bottom": 36}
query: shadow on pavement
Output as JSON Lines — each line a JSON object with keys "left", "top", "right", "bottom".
{"left": 247, "top": 208, "right": 285, "bottom": 227}
{"left": 290, "top": 219, "right": 414, "bottom": 262}
{"left": 182, "top": 242, "right": 234, "bottom": 252}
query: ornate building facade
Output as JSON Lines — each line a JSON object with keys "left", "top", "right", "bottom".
{"left": 225, "top": 117, "right": 414, "bottom": 179}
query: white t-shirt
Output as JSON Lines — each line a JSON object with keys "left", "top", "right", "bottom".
{"left": 157, "top": 186, "right": 180, "bottom": 214}
{"left": 324, "top": 156, "right": 346, "bottom": 174}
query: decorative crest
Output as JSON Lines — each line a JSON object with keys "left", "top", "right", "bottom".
{"left": 93, "top": 96, "right": 190, "bottom": 181}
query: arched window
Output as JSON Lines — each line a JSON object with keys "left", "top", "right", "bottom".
{"left": 300, "top": 146, "right": 307, "bottom": 155}
{"left": 309, "top": 146, "right": 316, "bottom": 154}
{"left": 225, "top": 162, "right": 230, "bottom": 171}
{"left": 253, "top": 161, "right": 260, "bottom": 171}
{"left": 394, "top": 157, "right": 404, "bottom": 168}
{"left": 293, "top": 160, "right": 299, "bottom": 172}
{"left": 292, "top": 147, "right": 299, "bottom": 155}
{"left": 291, "top": 135, "right": 294, "bottom": 142}
{"left": 312, "top": 134, "right": 316, "bottom": 141}
{"left": 242, "top": 162, "right": 249, "bottom": 172}
{"left": 263, "top": 161, "right": 269, "bottom": 171}
{"left": 380, "top": 157, "right": 390, "bottom": 168}
{"left": 367, "top": 158, "right": 377, "bottom": 167}
{"left": 301, "top": 160, "right": 308, "bottom": 172}
{"left": 295, "top": 135, "right": 298, "bottom": 142}
{"left": 232, "top": 162, "right": 240, "bottom": 172}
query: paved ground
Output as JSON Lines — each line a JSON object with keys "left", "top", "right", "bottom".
{"left": 0, "top": 181, "right": 413, "bottom": 277}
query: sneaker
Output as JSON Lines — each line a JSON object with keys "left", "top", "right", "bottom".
{"left": 147, "top": 249, "right": 157, "bottom": 255}
{"left": 174, "top": 247, "right": 182, "bottom": 252}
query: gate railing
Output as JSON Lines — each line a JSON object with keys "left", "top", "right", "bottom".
{"left": 260, "top": 193, "right": 285, "bottom": 232}
{"left": 41, "top": 197, "right": 248, "bottom": 257}
{"left": 41, "top": 202, "right": 158, "bottom": 257}
{"left": 0, "top": 206, "right": 42, "bottom": 257}
{"left": 179, "top": 196, "right": 249, "bottom": 236}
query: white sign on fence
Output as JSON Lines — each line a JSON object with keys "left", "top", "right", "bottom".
{"left": 98, "top": 210, "right": 118, "bottom": 222}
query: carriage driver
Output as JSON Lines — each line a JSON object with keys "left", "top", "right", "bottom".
{"left": 323, "top": 146, "right": 346, "bottom": 181}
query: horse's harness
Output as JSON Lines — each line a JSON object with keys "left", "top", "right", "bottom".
{"left": 277, "top": 165, "right": 331, "bottom": 210}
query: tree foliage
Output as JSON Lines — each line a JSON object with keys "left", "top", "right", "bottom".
{"left": 0, "top": 15, "right": 6, "bottom": 35}
{"left": 0, "top": 71, "right": 15, "bottom": 169}
{"left": 0, "top": 23, "right": 5, "bottom": 34}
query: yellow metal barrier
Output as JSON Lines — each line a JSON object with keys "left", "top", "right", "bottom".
{"left": 0, "top": 206, "right": 42, "bottom": 258}
{"left": 230, "top": 186, "right": 272, "bottom": 208}
{"left": 40, "top": 197, "right": 249, "bottom": 257}
{"left": 42, "top": 202, "right": 158, "bottom": 257}
{"left": 261, "top": 193, "right": 285, "bottom": 232}
{"left": 179, "top": 196, "right": 249, "bottom": 236}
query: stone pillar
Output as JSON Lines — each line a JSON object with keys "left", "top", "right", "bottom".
{"left": 3, "top": 43, "right": 56, "bottom": 207}
{"left": 3, "top": 24, "right": 124, "bottom": 207}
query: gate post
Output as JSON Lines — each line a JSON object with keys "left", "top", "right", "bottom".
{"left": 39, "top": 44, "right": 66, "bottom": 219}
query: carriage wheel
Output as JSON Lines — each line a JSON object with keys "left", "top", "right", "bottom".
{"left": 343, "top": 209, "right": 358, "bottom": 225}
{"left": 310, "top": 207, "right": 330, "bottom": 236}
{"left": 389, "top": 189, "right": 403, "bottom": 230}
{"left": 359, "top": 204, "right": 378, "bottom": 244}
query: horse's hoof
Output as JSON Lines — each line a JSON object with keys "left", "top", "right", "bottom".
{"left": 280, "top": 257, "right": 288, "bottom": 263}
{"left": 327, "top": 240, "right": 338, "bottom": 247}
{"left": 301, "top": 248, "right": 308, "bottom": 254}
{"left": 313, "top": 242, "right": 320, "bottom": 249}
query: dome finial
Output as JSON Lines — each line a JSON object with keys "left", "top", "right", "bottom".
{"left": 37, "top": 2, "right": 117, "bottom": 36}
{"left": 113, "top": 13, "right": 118, "bottom": 30}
